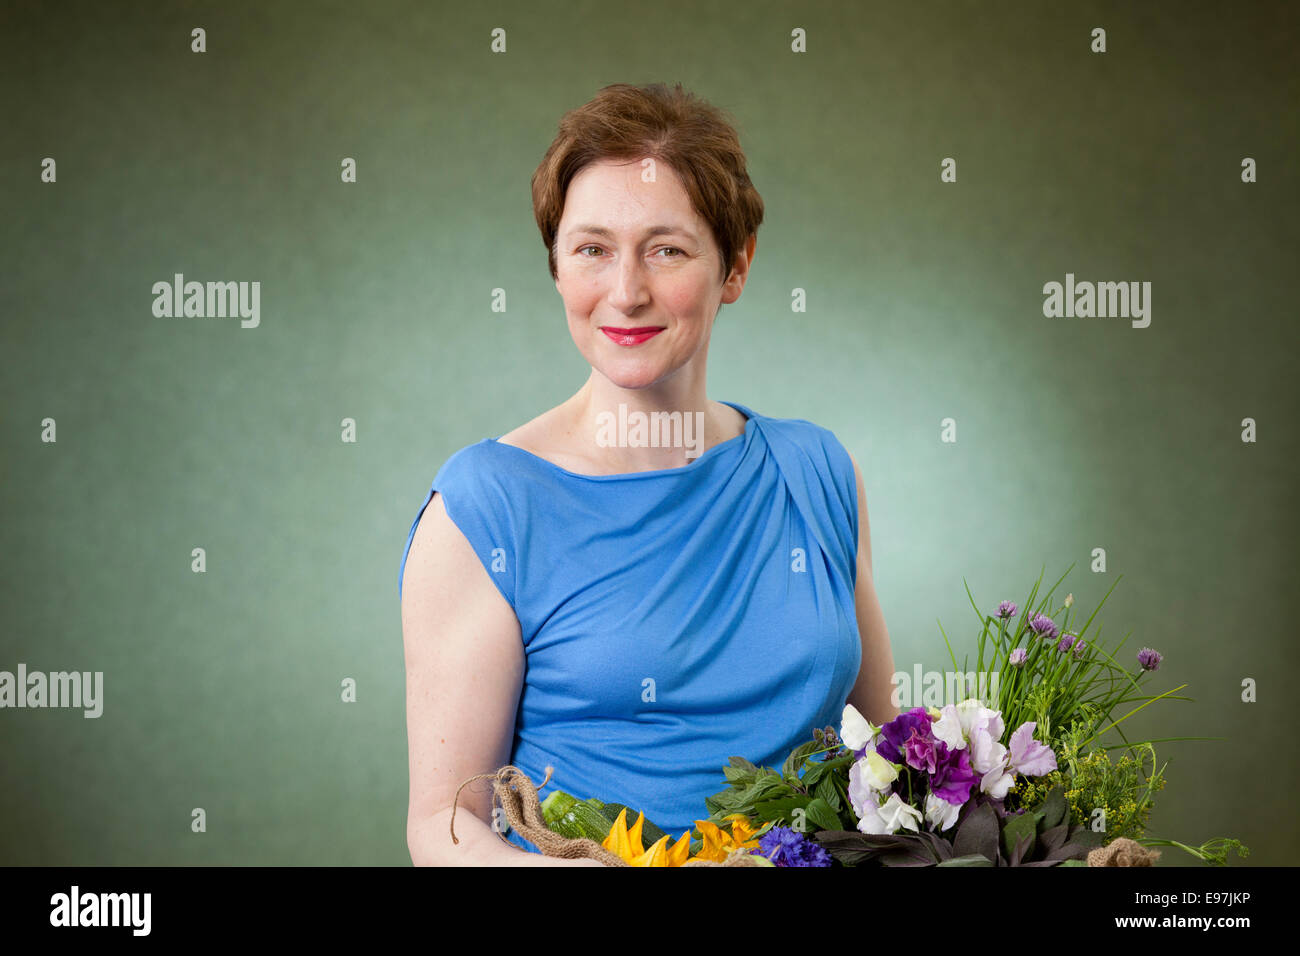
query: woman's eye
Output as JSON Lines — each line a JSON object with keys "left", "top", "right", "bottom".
{"left": 575, "top": 245, "right": 683, "bottom": 258}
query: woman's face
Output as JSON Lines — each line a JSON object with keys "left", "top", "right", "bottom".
{"left": 554, "top": 158, "right": 748, "bottom": 391}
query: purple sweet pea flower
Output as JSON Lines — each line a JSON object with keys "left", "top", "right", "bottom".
{"left": 904, "top": 727, "right": 940, "bottom": 774}
{"left": 929, "top": 741, "right": 978, "bottom": 805}
{"left": 877, "top": 708, "right": 933, "bottom": 764}
{"left": 1029, "top": 613, "right": 1058, "bottom": 641}
{"left": 1137, "top": 647, "right": 1162, "bottom": 671}
{"left": 997, "top": 601, "right": 1018, "bottom": 619}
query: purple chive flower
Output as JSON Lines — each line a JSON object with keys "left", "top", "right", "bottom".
{"left": 877, "top": 708, "right": 934, "bottom": 764}
{"left": 1057, "top": 633, "right": 1076, "bottom": 653}
{"left": 1009, "top": 647, "right": 1028, "bottom": 666}
{"left": 753, "top": 826, "right": 832, "bottom": 867}
{"left": 997, "top": 601, "right": 1018, "bottom": 620}
{"left": 1137, "top": 647, "right": 1163, "bottom": 671}
{"left": 1029, "top": 613, "right": 1059, "bottom": 641}
{"left": 1072, "top": 639, "right": 1087, "bottom": 658}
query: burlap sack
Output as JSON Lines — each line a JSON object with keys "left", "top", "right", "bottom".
{"left": 1087, "top": 836, "right": 1162, "bottom": 866}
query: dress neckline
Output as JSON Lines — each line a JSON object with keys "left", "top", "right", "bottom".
{"left": 490, "top": 400, "right": 756, "bottom": 481}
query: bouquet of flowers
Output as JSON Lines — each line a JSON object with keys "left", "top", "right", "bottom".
{"left": 699, "top": 566, "right": 1249, "bottom": 866}
{"left": 487, "top": 566, "right": 1247, "bottom": 867}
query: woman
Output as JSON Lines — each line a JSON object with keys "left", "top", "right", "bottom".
{"left": 400, "top": 82, "right": 898, "bottom": 866}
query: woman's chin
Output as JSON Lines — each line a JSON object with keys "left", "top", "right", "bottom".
{"left": 584, "top": 353, "right": 676, "bottom": 390}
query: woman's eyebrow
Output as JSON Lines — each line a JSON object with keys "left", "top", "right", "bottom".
{"left": 566, "top": 224, "right": 696, "bottom": 240}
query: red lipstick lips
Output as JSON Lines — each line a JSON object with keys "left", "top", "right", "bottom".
{"left": 600, "top": 326, "right": 664, "bottom": 346}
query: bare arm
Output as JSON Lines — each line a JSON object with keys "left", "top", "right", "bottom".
{"left": 844, "top": 453, "right": 900, "bottom": 727}
{"left": 400, "top": 492, "right": 602, "bottom": 866}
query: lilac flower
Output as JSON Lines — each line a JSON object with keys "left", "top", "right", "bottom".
{"left": 876, "top": 708, "right": 933, "bottom": 764}
{"left": 997, "top": 601, "right": 1018, "bottom": 619}
{"left": 1029, "top": 613, "right": 1058, "bottom": 641}
{"left": 1137, "top": 647, "right": 1163, "bottom": 671}
{"left": 1009, "top": 647, "right": 1028, "bottom": 666}
{"left": 1057, "top": 633, "right": 1077, "bottom": 653}
{"left": 753, "top": 825, "right": 832, "bottom": 867}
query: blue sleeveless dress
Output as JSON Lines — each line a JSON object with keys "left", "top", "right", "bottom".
{"left": 398, "top": 400, "right": 861, "bottom": 854}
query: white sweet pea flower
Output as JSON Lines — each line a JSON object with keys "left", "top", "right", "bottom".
{"left": 980, "top": 762, "right": 1015, "bottom": 800}
{"left": 924, "top": 792, "right": 962, "bottom": 832}
{"left": 931, "top": 703, "right": 966, "bottom": 751}
{"left": 966, "top": 708, "right": 1007, "bottom": 775}
{"left": 860, "top": 749, "right": 899, "bottom": 791}
{"left": 955, "top": 698, "right": 986, "bottom": 737}
{"left": 839, "top": 703, "right": 880, "bottom": 752}
{"left": 868, "top": 793, "right": 924, "bottom": 835}
{"left": 848, "top": 761, "right": 885, "bottom": 829}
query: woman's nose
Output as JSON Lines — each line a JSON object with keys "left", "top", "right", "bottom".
{"left": 608, "top": 256, "right": 651, "bottom": 310}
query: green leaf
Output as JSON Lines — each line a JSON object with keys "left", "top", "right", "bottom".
{"left": 803, "top": 797, "right": 842, "bottom": 832}
{"left": 781, "top": 741, "right": 821, "bottom": 785}
{"left": 1002, "top": 812, "right": 1038, "bottom": 862}
{"left": 728, "top": 756, "right": 759, "bottom": 774}
{"left": 937, "top": 854, "right": 996, "bottom": 867}
{"left": 1037, "top": 786, "right": 1067, "bottom": 832}
{"left": 722, "top": 763, "right": 755, "bottom": 785}
{"left": 813, "top": 774, "right": 841, "bottom": 812}
{"left": 753, "top": 796, "right": 811, "bottom": 824}
{"left": 801, "top": 761, "right": 829, "bottom": 789}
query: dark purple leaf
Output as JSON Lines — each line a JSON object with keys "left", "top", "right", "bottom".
{"left": 952, "top": 799, "right": 1000, "bottom": 864}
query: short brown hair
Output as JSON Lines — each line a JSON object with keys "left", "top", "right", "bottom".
{"left": 531, "top": 82, "right": 764, "bottom": 285}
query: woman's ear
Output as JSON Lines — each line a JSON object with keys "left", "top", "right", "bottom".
{"left": 721, "top": 234, "right": 757, "bottom": 304}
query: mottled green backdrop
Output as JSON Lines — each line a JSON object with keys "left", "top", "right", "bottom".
{"left": 2, "top": 0, "right": 1295, "bottom": 865}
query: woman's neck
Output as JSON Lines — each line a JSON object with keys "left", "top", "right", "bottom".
{"left": 561, "top": 375, "right": 744, "bottom": 473}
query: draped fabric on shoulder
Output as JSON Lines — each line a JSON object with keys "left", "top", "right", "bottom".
{"left": 398, "top": 401, "right": 863, "bottom": 854}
